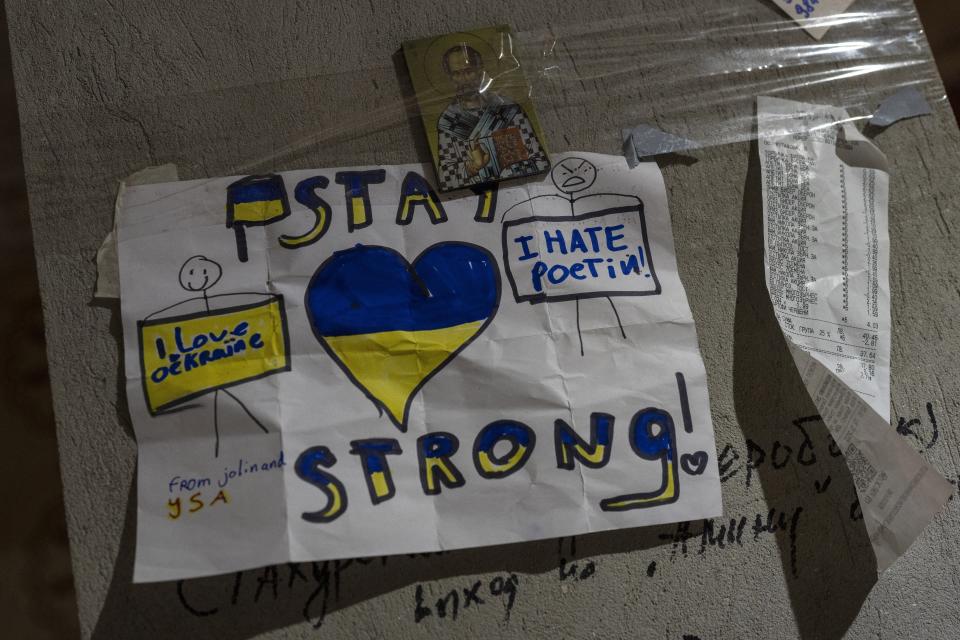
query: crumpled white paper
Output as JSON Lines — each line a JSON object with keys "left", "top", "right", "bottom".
{"left": 117, "top": 153, "right": 722, "bottom": 582}
{"left": 758, "top": 96, "right": 951, "bottom": 571}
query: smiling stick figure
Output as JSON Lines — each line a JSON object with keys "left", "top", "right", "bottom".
{"left": 179, "top": 255, "right": 222, "bottom": 313}
{"left": 175, "top": 256, "right": 269, "bottom": 457}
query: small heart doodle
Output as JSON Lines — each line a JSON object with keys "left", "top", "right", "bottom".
{"left": 680, "top": 451, "right": 708, "bottom": 476}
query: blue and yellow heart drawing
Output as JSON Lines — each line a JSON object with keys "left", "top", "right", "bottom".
{"left": 305, "top": 242, "right": 500, "bottom": 431}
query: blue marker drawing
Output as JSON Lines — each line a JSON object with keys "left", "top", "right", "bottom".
{"left": 500, "top": 157, "right": 662, "bottom": 355}
{"left": 305, "top": 242, "right": 500, "bottom": 432}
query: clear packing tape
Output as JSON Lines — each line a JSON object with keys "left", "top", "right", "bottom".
{"left": 296, "top": 2, "right": 937, "bottom": 171}
{"left": 43, "top": 0, "right": 943, "bottom": 182}
{"left": 272, "top": 2, "right": 939, "bottom": 172}
{"left": 87, "top": 0, "right": 951, "bottom": 574}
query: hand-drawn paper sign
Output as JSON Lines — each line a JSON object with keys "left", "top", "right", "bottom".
{"left": 305, "top": 242, "right": 500, "bottom": 431}
{"left": 118, "top": 153, "right": 722, "bottom": 583}
{"left": 502, "top": 207, "right": 661, "bottom": 303}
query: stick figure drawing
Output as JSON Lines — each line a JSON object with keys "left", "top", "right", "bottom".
{"left": 501, "top": 157, "right": 660, "bottom": 354}
{"left": 138, "top": 256, "right": 290, "bottom": 457}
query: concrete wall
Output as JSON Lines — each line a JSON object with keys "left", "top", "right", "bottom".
{"left": 7, "top": 0, "right": 960, "bottom": 637}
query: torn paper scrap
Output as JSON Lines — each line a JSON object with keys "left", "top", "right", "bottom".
{"left": 757, "top": 96, "right": 951, "bottom": 570}
{"left": 869, "top": 87, "right": 932, "bottom": 128}
{"left": 793, "top": 349, "right": 953, "bottom": 569}
{"left": 622, "top": 125, "right": 698, "bottom": 168}
{"left": 769, "top": 0, "right": 858, "bottom": 41}
{"left": 95, "top": 164, "right": 179, "bottom": 299}
{"left": 116, "top": 153, "right": 722, "bottom": 582}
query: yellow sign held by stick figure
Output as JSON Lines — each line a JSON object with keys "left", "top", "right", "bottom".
{"left": 139, "top": 297, "right": 290, "bottom": 414}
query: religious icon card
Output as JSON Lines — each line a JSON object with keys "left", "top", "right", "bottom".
{"left": 402, "top": 25, "right": 551, "bottom": 192}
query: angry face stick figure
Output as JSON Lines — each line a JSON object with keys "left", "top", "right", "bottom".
{"left": 552, "top": 159, "right": 627, "bottom": 352}
{"left": 501, "top": 157, "right": 637, "bottom": 354}
{"left": 551, "top": 157, "right": 598, "bottom": 195}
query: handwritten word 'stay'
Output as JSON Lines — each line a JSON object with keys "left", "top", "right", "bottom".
{"left": 227, "top": 169, "right": 498, "bottom": 262}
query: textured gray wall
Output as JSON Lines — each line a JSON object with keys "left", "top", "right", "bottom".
{"left": 7, "top": 0, "right": 960, "bottom": 638}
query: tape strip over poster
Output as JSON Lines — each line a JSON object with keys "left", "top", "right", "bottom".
{"left": 757, "top": 96, "right": 951, "bottom": 570}
{"left": 117, "top": 153, "right": 722, "bottom": 582}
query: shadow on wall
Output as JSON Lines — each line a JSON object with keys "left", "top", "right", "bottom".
{"left": 732, "top": 137, "right": 877, "bottom": 640}
{"left": 89, "top": 473, "right": 686, "bottom": 639}
{"left": 916, "top": 1, "right": 960, "bottom": 117}
{"left": 0, "top": 2, "right": 81, "bottom": 638}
